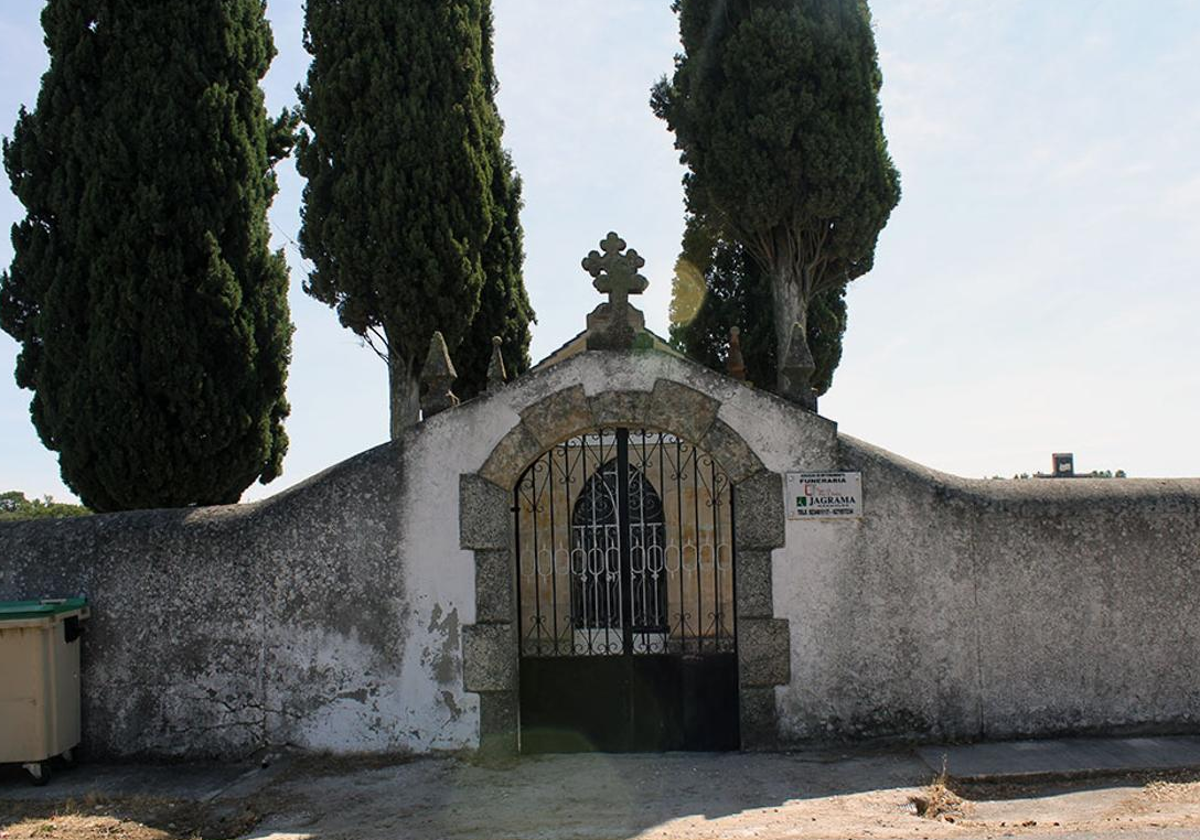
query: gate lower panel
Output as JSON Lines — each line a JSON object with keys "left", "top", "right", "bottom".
{"left": 519, "top": 653, "right": 738, "bottom": 753}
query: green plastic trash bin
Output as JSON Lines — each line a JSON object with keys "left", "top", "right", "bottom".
{"left": 0, "top": 598, "right": 89, "bottom": 785}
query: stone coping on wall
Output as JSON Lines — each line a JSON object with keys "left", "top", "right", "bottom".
{"left": 839, "top": 434, "right": 1200, "bottom": 510}
{"left": 459, "top": 378, "right": 791, "bottom": 755}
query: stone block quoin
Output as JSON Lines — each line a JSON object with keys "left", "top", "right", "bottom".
{"left": 459, "top": 474, "right": 510, "bottom": 550}
{"left": 462, "top": 623, "right": 517, "bottom": 693}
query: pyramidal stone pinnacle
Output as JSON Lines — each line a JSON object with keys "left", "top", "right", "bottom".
{"left": 487, "top": 336, "right": 507, "bottom": 393}
{"left": 780, "top": 322, "right": 818, "bottom": 411}
{"left": 727, "top": 326, "right": 747, "bottom": 381}
{"left": 421, "top": 331, "right": 459, "bottom": 418}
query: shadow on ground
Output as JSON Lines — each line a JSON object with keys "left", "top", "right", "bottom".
{"left": 244, "top": 749, "right": 934, "bottom": 839}
{"left": 2, "top": 749, "right": 930, "bottom": 840}
{"left": 5, "top": 750, "right": 1199, "bottom": 840}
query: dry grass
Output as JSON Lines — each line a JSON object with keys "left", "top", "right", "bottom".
{"left": 908, "top": 758, "right": 967, "bottom": 822}
{"left": 1142, "top": 773, "right": 1200, "bottom": 804}
{"left": 0, "top": 793, "right": 262, "bottom": 840}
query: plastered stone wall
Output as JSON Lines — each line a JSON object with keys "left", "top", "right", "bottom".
{"left": 0, "top": 443, "right": 472, "bottom": 758}
{"left": 2, "top": 348, "right": 1199, "bottom": 758}
{"left": 773, "top": 436, "right": 1200, "bottom": 744}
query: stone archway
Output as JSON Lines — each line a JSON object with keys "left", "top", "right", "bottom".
{"left": 459, "top": 379, "right": 789, "bottom": 755}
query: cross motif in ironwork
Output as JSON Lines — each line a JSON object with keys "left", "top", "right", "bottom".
{"left": 582, "top": 232, "right": 649, "bottom": 308}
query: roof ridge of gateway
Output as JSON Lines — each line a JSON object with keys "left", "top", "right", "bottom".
{"left": 528, "top": 325, "right": 686, "bottom": 374}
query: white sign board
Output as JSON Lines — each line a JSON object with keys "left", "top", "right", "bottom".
{"left": 786, "top": 472, "right": 863, "bottom": 520}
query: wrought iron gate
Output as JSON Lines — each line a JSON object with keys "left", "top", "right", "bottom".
{"left": 515, "top": 428, "right": 739, "bottom": 752}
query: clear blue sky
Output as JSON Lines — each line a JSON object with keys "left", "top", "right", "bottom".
{"left": 2, "top": 1, "right": 1199, "bottom": 504}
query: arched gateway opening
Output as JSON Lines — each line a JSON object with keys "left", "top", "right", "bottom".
{"left": 514, "top": 427, "right": 739, "bottom": 752}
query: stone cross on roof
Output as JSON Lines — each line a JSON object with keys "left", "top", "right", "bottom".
{"left": 582, "top": 232, "right": 649, "bottom": 309}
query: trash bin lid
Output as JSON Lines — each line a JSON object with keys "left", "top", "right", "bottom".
{"left": 0, "top": 598, "right": 88, "bottom": 622}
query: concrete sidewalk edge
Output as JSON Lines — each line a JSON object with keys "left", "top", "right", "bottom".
{"left": 917, "top": 735, "right": 1200, "bottom": 782}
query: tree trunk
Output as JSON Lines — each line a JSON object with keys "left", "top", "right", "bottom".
{"left": 771, "top": 265, "right": 810, "bottom": 393}
{"left": 388, "top": 352, "right": 421, "bottom": 440}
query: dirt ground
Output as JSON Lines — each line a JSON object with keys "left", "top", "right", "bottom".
{"left": 2, "top": 752, "right": 1199, "bottom": 840}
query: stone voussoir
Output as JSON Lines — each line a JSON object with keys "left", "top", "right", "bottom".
{"left": 646, "top": 379, "right": 719, "bottom": 443}
{"left": 480, "top": 423, "right": 544, "bottom": 489}
{"left": 700, "top": 419, "right": 763, "bottom": 484}
{"left": 588, "top": 390, "right": 652, "bottom": 429}
{"left": 520, "top": 385, "right": 595, "bottom": 448}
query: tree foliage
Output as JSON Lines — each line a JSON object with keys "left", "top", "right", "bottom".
{"left": 455, "top": 10, "right": 534, "bottom": 401}
{"left": 0, "top": 491, "right": 91, "bottom": 522}
{"left": 670, "top": 216, "right": 845, "bottom": 396}
{"left": 653, "top": 0, "right": 900, "bottom": 392}
{"left": 0, "top": 0, "right": 294, "bottom": 512}
{"left": 297, "top": 1, "right": 529, "bottom": 426}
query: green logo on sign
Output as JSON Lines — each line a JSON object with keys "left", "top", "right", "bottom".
{"left": 797, "top": 496, "right": 807, "bottom": 509}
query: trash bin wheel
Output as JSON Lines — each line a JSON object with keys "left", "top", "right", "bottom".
{"left": 24, "top": 761, "right": 52, "bottom": 786}
{"left": 59, "top": 747, "right": 77, "bottom": 767}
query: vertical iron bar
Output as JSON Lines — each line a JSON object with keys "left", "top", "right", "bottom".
{"left": 712, "top": 455, "right": 721, "bottom": 650}
{"left": 693, "top": 444, "right": 702, "bottom": 653}
{"left": 641, "top": 432, "right": 652, "bottom": 633}
{"left": 729, "top": 485, "right": 739, "bottom": 656}
{"left": 658, "top": 434, "right": 666, "bottom": 635}
{"left": 513, "top": 481, "right": 523, "bottom": 656}
{"left": 588, "top": 432, "right": 599, "bottom": 654}
{"left": 659, "top": 434, "right": 667, "bottom": 637}
{"left": 559, "top": 439, "right": 574, "bottom": 654}
{"left": 531, "top": 457, "right": 544, "bottom": 654}
{"left": 600, "top": 432, "right": 613, "bottom": 654}
{"left": 548, "top": 442, "right": 561, "bottom": 655}
{"left": 636, "top": 431, "right": 647, "bottom": 638}
{"left": 676, "top": 438, "right": 685, "bottom": 647}
{"left": 616, "top": 428, "right": 634, "bottom": 655}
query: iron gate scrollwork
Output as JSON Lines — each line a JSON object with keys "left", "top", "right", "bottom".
{"left": 568, "top": 456, "right": 669, "bottom": 647}
{"left": 515, "top": 428, "right": 739, "bottom": 753}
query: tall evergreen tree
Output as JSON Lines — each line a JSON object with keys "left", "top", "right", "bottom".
{"left": 0, "top": 0, "right": 294, "bottom": 512}
{"left": 455, "top": 8, "right": 534, "bottom": 401}
{"left": 297, "top": 1, "right": 522, "bottom": 430}
{"left": 670, "top": 216, "right": 845, "bottom": 395}
{"left": 653, "top": 0, "right": 899, "bottom": 399}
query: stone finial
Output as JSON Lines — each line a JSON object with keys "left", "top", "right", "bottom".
{"left": 486, "top": 336, "right": 507, "bottom": 393}
{"left": 582, "top": 231, "right": 649, "bottom": 351}
{"left": 727, "top": 326, "right": 747, "bottom": 381}
{"left": 421, "top": 331, "right": 459, "bottom": 418}
{"left": 779, "top": 322, "right": 818, "bottom": 412}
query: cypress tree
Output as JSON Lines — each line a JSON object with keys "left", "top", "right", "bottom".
{"left": 455, "top": 147, "right": 534, "bottom": 400}
{"left": 670, "top": 216, "right": 845, "bottom": 395}
{"left": 653, "top": 0, "right": 899, "bottom": 399}
{"left": 0, "top": 0, "right": 294, "bottom": 512}
{"left": 297, "top": 1, "right": 511, "bottom": 431}
{"left": 455, "top": 8, "right": 534, "bottom": 401}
